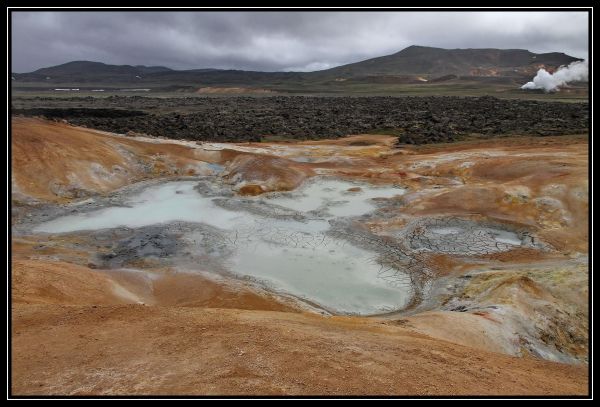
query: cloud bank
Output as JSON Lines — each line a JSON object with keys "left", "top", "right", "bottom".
{"left": 11, "top": 11, "right": 589, "bottom": 73}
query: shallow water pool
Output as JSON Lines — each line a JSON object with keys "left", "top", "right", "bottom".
{"left": 34, "top": 178, "right": 410, "bottom": 315}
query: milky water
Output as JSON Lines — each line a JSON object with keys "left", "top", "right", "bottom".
{"left": 268, "top": 179, "right": 402, "bottom": 218}
{"left": 34, "top": 179, "right": 409, "bottom": 314}
{"left": 35, "top": 182, "right": 246, "bottom": 233}
{"left": 429, "top": 227, "right": 464, "bottom": 235}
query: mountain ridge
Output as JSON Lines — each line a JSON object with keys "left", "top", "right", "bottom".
{"left": 11, "top": 45, "right": 582, "bottom": 87}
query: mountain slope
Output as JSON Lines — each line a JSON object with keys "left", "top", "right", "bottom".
{"left": 14, "top": 61, "right": 173, "bottom": 82}
{"left": 11, "top": 46, "right": 582, "bottom": 87}
{"left": 317, "top": 45, "right": 581, "bottom": 78}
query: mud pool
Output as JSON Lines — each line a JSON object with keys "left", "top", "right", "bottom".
{"left": 404, "top": 216, "right": 536, "bottom": 256}
{"left": 34, "top": 178, "right": 412, "bottom": 315}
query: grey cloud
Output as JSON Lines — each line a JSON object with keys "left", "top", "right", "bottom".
{"left": 11, "top": 11, "right": 589, "bottom": 73}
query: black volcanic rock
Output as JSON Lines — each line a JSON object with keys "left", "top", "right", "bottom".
{"left": 12, "top": 96, "right": 588, "bottom": 145}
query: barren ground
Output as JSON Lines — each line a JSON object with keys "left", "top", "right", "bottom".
{"left": 11, "top": 117, "right": 589, "bottom": 396}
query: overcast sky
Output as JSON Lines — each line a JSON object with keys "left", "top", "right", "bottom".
{"left": 11, "top": 11, "right": 589, "bottom": 73}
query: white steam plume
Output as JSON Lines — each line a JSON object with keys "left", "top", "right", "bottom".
{"left": 521, "top": 60, "right": 588, "bottom": 92}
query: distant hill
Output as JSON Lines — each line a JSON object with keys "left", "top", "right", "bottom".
{"left": 11, "top": 46, "right": 583, "bottom": 89}
{"left": 316, "top": 45, "right": 580, "bottom": 78}
{"left": 13, "top": 61, "right": 173, "bottom": 82}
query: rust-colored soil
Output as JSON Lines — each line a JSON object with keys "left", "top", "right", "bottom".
{"left": 12, "top": 260, "right": 132, "bottom": 306}
{"left": 11, "top": 305, "right": 587, "bottom": 396}
{"left": 11, "top": 117, "right": 219, "bottom": 202}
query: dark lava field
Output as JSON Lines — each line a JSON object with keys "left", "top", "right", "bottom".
{"left": 12, "top": 95, "right": 589, "bottom": 144}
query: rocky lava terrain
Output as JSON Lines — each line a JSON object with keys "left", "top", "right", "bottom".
{"left": 12, "top": 96, "right": 589, "bottom": 144}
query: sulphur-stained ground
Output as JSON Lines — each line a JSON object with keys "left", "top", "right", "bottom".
{"left": 12, "top": 305, "right": 587, "bottom": 396}
{"left": 10, "top": 117, "right": 589, "bottom": 395}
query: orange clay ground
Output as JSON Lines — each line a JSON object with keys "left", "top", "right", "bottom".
{"left": 11, "top": 117, "right": 589, "bottom": 395}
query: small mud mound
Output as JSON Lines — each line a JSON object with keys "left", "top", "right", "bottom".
{"left": 222, "top": 154, "right": 313, "bottom": 195}
{"left": 238, "top": 184, "right": 264, "bottom": 196}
